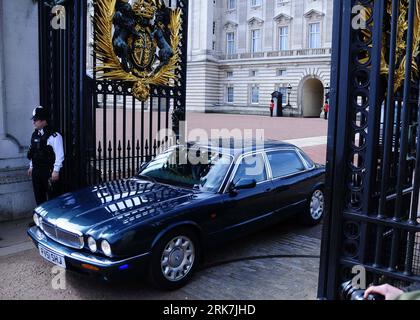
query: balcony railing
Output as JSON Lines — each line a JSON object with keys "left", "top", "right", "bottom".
{"left": 218, "top": 48, "right": 331, "bottom": 60}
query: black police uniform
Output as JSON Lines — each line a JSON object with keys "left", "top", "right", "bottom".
{"left": 27, "top": 126, "right": 59, "bottom": 205}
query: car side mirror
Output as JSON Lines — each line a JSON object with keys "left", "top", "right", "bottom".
{"left": 230, "top": 178, "right": 257, "bottom": 192}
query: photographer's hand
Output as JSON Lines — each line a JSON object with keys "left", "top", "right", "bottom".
{"left": 364, "top": 284, "right": 403, "bottom": 300}
{"left": 51, "top": 171, "right": 59, "bottom": 182}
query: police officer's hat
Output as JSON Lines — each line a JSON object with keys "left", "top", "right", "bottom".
{"left": 31, "top": 106, "right": 50, "bottom": 121}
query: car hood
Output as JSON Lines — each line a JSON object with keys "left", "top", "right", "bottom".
{"left": 36, "top": 178, "right": 197, "bottom": 235}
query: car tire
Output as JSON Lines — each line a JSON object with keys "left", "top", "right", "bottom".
{"left": 299, "top": 188, "right": 325, "bottom": 226}
{"left": 148, "top": 227, "right": 200, "bottom": 290}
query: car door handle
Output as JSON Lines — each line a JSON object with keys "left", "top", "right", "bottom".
{"left": 265, "top": 187, "right": 272, "bottom": 192}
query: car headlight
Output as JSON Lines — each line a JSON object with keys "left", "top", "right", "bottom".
{"left": 33, "top": 213, "right": 39, "bottom": 226}
{"left": 36, "top": 228, "right": 45, "bottom": 240}
{"left": 87, "top": 237, "right": 97, "bottom": 253}
{"left": 101, "top": 240, "right": 112, "bottom": 257}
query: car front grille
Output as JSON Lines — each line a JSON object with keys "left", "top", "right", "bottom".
{"left": 41, "top": 220, "right": 84, "bottom": 249}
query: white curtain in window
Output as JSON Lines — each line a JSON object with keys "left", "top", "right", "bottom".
{"left": 279, "top": 26, "right": 289, "bottom": 50}
{"left": 251, "top": 29, "right": 261, "bottom": 53}
{"left": 251, "top": 86, "right": 259, "bottom": 103}
{"left": 309, "top": 23, "right": 321, "bottom": 48}
{"left": 228, "top": 0, "right": 236, "bottom": 10}
{"left": 227, "top": 87, "right": 234, "bottom": 103}
{"left": 227, "top": 32, "right": 235, "bottom": 54}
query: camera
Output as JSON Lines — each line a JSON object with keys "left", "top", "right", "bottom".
{"left": 340, "top": 280, "right": 385, "bottom": 300}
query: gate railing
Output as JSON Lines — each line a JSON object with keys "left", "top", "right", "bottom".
{"left": 87, "top": 137, "right": 175, "bottom": 184}
{"left": 318, "top": 0, "right": 420, "bottom": 299}
{"left": 37, "top": 0, "right": 188, "bottom": 191}
{"left": 84, "top": 0, "right": 188, "bottom": 187}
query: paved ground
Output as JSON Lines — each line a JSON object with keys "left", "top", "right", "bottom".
{"left": 187, "top": 113, "right": 328, "bottom": 164}
{"left": 95, "top": 111, "right": 328, "bottom": 164}
{"left": 298, "top": 144, "right": 327, "bottom": 165}
{"left": 0, "top": 113, "right": 327, "bottom": 300}
{"left": 95, "top": 111, "right": 328, "bottom": 144}
{"left": 187, "top": 113, "right": 328, "bottom": 142}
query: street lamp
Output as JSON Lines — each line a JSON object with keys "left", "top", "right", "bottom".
{"left": 286, "top": 83, "right": 292, "bottom": 108}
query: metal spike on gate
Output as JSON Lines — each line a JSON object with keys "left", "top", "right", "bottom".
{"left": 136, "top": 140, "right": 140, "bottom": 172}
{"left": 127, "top": 140, "right": 131, "bottom": 177}
{"left": 108, "top": 141, "right": 113, "bottom": 181}
{"left": 145, "top": 139, "right": 149, "bottom": 161}
{"left": 98, "top": 141, "right": 102, "bottom": 182}
{"left": 153, "top": 139, "right": 157, "bottom": 157}
{"left": 117, "top": 140, "right": 122, "bottom": 179}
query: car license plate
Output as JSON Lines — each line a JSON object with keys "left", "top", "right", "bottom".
{"left": 39, "top": 245, "right": 66, "bottom": 269}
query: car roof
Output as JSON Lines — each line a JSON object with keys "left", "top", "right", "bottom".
{"left": 184, "top": 139, "right": 298, "bottom": 156}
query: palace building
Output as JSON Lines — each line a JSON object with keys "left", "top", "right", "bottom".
{"left": 186, "top": 0, "right": 333, "bottom": 117}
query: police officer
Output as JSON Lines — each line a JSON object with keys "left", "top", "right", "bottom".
{"left": 27, "top": 106, "right": 64, "bottom": 205}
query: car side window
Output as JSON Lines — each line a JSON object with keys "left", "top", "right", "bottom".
{"left": 232, "top": 153, "right": 267, "bottom": 184}
{"left": 267, "top": 150, "right": 305, "bottom": 178}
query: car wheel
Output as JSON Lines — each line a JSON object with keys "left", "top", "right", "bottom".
{"left": 299, "top": 188, "right": 325, "bottom": 226}
{"left": 149, "top": 228, "right": 200, "bottom": 290}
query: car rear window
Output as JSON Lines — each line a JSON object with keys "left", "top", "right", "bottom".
{"left": 298, "top": 150, "right": 315, "bottom": 168}
{"left": 232, "top": 153, "right": 267, "bottom": 184}
{"left": 267, "top": 150, "right": 305, "bottom": 178}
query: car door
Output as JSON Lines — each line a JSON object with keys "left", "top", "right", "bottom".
{"left": 218, "top": 152, "right": 274, "bottom": 235}
{"left": 265, "top": 148, "right": 311, "bottom": 216}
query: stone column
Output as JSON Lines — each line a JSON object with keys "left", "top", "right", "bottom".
{"left": 188, "top": 0, "right": 215, "bottom": 61}
{"left": 0, "top": 0, "right": 39, "bottom": 167}
{"left": 0, "top": 0, "right": 38, "bottom": 221}
{"left": 186, "top": 0, "right": 220, "bottom": 112}
{"left": 0, "top": 0, "right": 20, "bottom": 160}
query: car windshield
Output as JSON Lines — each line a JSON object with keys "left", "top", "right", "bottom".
{"left": 137, "top": 146, "right": 233, "bottom": 192}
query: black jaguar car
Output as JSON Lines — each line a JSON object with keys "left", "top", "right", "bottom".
{"left": 28, "top": 140, "right": 325, "bottom": 289}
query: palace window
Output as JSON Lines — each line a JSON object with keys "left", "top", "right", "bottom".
{"left": 277, "top": 0, "right": 290, "bottom": 6}
{"left": 308, "top": 22, "right": 321, "bottom": 48}
{"left": 226, "top": 32, "right": 235, "bottom": 54}
{"left": 251, "top": 29, "right": 261, "bottom": 53}
{"left": 277, "top": 69, "right": 287, "bottom": 76}
{"left": 227, "top": 87, "right": 234, "bottom": 103}
{"left": 250, "top": 70, "right": 258, "bottom": 77}
{"left": 279, "top": 26, "right": 289, "bottom": 50}
{"left": 228, "top": 0, "right": 236, "bottom": 10}
{"left": 251, "top": 0, "right": 262, "bottom": 7}
{"left": 251, "top": 86, "right": 260, "bottom": 104}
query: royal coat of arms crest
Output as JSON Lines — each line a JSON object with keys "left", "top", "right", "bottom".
{"left": 95, "top": 0, "right": 181, "bottom": 101}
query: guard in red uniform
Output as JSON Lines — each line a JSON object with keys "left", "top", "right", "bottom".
{"left": 323, "top": 101, "right": 329, "bottom": 120}
{"left": 269, "top": 100, "right": 275, "bottom": 117}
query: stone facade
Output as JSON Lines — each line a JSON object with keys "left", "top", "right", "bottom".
{"left": 0, "top": 0, "right": 39, "bottom": 220}
{"left": 186, "top": 0, "right": 333, "bottom": 116}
